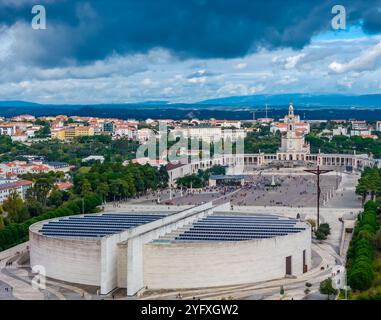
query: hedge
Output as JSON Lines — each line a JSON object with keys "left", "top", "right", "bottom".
{"left": 347, "top": 201, "right": 379, "bottom": 291}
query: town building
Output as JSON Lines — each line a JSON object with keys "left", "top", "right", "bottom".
{"left": 172, "top": 126, "right": 246, "bottom": 143}
{"left": 11, "top": 114, "right": 36, "bottom": 122}
{"left": 376, "top": 121, "right": 381, "bottom": 132}
{"left": 0, "top": 179, "right": 33, "bottom": 203}
{"left": 52, "top": 126, "right": 95, "bottom": 140}
{"left": 0, "top": 160, "right": 72, "bottom": 178}
{"left": 332, "top": 126, "right": 348, "bottom": 136}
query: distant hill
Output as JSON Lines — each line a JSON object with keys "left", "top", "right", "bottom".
{"left": 138, "top": 100, "right": 170, "bottom": 105}
{"left": 1, "top": 100, "right": 381, "bottom": 120}
{"left": 0, "top": 100, "right": 42, "bottom": 107}
{"left": 198, "top": 94, "right": 381, "bottom": 108}
{"left": 2, "top": 94, "right": 381, "bottom": 109}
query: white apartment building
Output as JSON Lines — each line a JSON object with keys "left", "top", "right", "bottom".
{"left": 332, "top": 126, "right": 348, "bottom": 136}
{"left": 137, "top": 128, "right": 156, "bottom": 143}
{"left": 351, "top": 128, "right": 372, "bottom": 137}
{"left": 0, "top": 179, "right": 33, "bottom": 203}
{"left": 0, "top": 161, "right": 72, "bottom": 178}
{"left": 351, "top": 121, "right": 368, "bottom": 130}
{"left": 0, "top": 122, "right": 34, "bottom": 136}
{"left": 11, "top": 133, "right": 29, "bottom": 142}
{"left": 172, "top": 126, "right": 246, "bottom": 143}
{"left": 114, "top": 125, "right": 138, "bottom": 140}
{"left": 376, "top": 121, "right": 381, "bottom": 132}
{"left": 209, "top": 119, "right": 242, "bottom": 129}
{"left": 0, "top": 124, "right": 17, "bottom": 135}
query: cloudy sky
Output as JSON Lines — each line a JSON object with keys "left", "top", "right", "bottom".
{"left": 1, "top": 0, "right": 381, "bottom": 104}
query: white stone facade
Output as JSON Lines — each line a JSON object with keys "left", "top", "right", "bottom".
{"left": 29, "top": 230, "right": 102, "bottom": 286}
{"left": 143, "top": 230, "right": 311, "bottom": 290}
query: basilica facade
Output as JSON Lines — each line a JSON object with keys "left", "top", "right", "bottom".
{"left": 277, "top": 102, "right": 310, "bottom": 161}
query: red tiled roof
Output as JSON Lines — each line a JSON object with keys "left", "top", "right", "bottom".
{"left": 0, "top": 180, "right": 33, "bottom": 191}
{"left": 166, "top": 162, "right": 186, "bottom": 171}
{"left": 55, "top": 182, "right": 74, "bottom": 190}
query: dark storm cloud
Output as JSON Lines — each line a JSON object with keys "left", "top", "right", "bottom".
{"left": 1, "top": 0, "right": 381, "bottom": 67}
{"left": 362, "top": 9, "right": 381, "bottom": 33}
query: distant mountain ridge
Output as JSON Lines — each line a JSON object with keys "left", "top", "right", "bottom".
{"left": 0, "top": 100, "right": 42, "bottom": 107}
{"left": 198, "top": 94, "right": 381, "bottom": 107}
{"left": 1, "top": 94, "right": 381, "bottom": 108}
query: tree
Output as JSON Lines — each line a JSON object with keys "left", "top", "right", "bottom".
{"left": 0, "top": 215, "right": 5, "bottom": 230}
{"left": 96, "top": 182, "right": 109, "bottom": 203}
{"left": 110, "top": 180, "right": 121, "bottom": 201}
{"left": 356, "top": 169, "right": 381, "bottom": 202}
{"left": 158, "top": 165, "right": 169, "bottom": 188}
{"left": 319, "top": 278, "right": 338, "bottom": 300}
{"left": 356, "top": 180, "right": 368, "bottom": 205}
{"left": 25, "top": 200, "right": 44, "bottom": 217}
{"left": 348, "top": 264, "right": 374, "bottom": 291}
{"left": 376, "top": 229, "right": 381, "bottom": 251}
{"left": 208, "top": 165, "right": 226, "bottom": 176}
{"left": 80, "top": 179, "right": 92, "bottom": 197}
{"left": 280, "top": 285, "right": 285, "bottom": 298}
{"left": 319, "top": 223, "right": 331, "bottom": 236}
{"left": 315, "top": 229, "right": 327, "bottom": 240}
{"left": 315, "top": 223, "right": 330, "bottom": 240}
{"left": 177, "top": 174, "right": 204, "bottom": 188}
{"left": 2, "top": 190, "right": 24, "bottom": 223}
{"left": 306, "top": 218, "right": 316, "bottom": 231}
{"left": 364, "top": 169, "right": 381, "bottom": 201}
{"left": 26, "top": 177, "right": 54, "bottom": 207}
{"left": 47, "top": 189, "right": 64, "bottom": 208}
{"left": 15, "top": 207, "right": 30, "bottom": 223}
{"left": 35, "top": 123, "right": 51, "bottom": 138}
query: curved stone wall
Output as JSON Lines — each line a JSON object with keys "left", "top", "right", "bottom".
{"left": 143, "top": 229, "right": 311, "bottom": 290}
{"left": 29, "top": 227, "right": 102, "bottom": 286}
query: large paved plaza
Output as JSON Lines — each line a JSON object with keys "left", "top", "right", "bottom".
{"left": 125, "top": 168, "right": 344, "bottom": 208}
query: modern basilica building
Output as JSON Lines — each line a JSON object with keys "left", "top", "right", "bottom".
{"left": 29, "top": 203, "right": 311, "bottom": 296}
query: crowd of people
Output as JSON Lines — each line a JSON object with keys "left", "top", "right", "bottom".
{"left": 125, "top": 174, "right": 341, "bottom": 208}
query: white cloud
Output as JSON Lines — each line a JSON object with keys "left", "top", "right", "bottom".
{"left": 284, "top": 54, "right": 305, "bottom": 70}
{"left": 277, "top": 75, "right": 298, "bottom": 85}
{"left": 235, "top": 62, "right": 247, "bottom": 70}
{"left": 141, "top": 78, "right": 157, "bottom": 87}
{"left": 217, "top": 83, "right": 265, "bottom": 96}
{"left": 188, "top": 76, "right": 207, "bottom": 84}
{"left": 162, "top": 87, "right": 174, "bottom": 95}
{"left": 329, "top": 40, "right": 381, "bottom": 74}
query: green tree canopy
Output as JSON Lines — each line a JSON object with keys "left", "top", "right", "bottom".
{"left": 2, "top": 190, "right": 25, "bottom": 223}
{"left": 319, "top": 278, "right": 338, "bottom": 300}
